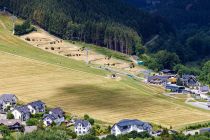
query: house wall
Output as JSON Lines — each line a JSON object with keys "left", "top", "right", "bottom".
{"left": 12, "top": 110, "right": 22, "bottom": 120}
{"left": 75, "top": 124, "right": 91, "bottom": 135}
{"left": 111, "top": 125, "right": 122, "bottom": 136}
{"left": 111, "top": 125, "right": 144, "bottom": 136}
{"left": 27, "top": 105, "right": 36, "bottom": 114}
{"left": 43, "top": 117, "right": 53, "bottom": 126}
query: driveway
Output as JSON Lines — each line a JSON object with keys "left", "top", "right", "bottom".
{"left": 0, "top": 114, "right": 7, "bottom": 120}
{"left": 185, "top": 98, "right": 210, "bottom": 111}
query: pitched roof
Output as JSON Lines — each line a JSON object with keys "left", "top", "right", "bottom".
{"left": 14, "top": 105, "right": 30, "bottom": 114}
{"left": 43, "top": 113, "right": 59, "bottom": 121}
{"left": 0, "top": 119, "right": 21, "bottom": 126}
{"left": 28, "top": 100, "right": 45, "bottom": 109}
{"left": 114, "top": 119, "right": 152, "bottom": 131}
{"left": 0, "top": 94, "right": 17, "bottom": 102}
{"left": 148, "top": 75, "right": 170, "bottom": 82}
{"left": 75, "top": 120, "right": 90, "bottom": 127}
{"left": 182, "top": 74, "right": 196, "bottom": 79}
{"left": 50, "top": 108, "right": 64, "bottom": 117}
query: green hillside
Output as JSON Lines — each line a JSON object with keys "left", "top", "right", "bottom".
{"left": 1, "top": 14, "right": 210, "bottom": 129}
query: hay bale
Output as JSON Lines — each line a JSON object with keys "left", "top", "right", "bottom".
{"left": 51, "top": 47, "right": 55, "bottom": 50}
{"left": 45, "top": 47, "right": 49, "bottom": 50}
{"left": 25, "top": 37, "right": 31, "bottom": 41}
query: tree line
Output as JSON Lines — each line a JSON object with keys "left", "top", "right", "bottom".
{"left": 0, "top": 0, "right": 173, "bottom": 55}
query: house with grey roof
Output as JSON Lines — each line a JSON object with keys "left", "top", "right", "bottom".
{"left": 43, "top": 108, "right": 65, "bottom": 126}
{"left": 12, "top": 105, "right": 31, "bottom": 121}
{"left": 111, "top": 119, "right": 152, "bottom": 136}
{"left": 181, "top": 75, "right": 199, "bottom": 88}
{"left": 147, "top": 75, "right": 171, "bottom": 85}
{"left": 0, "top": 119, "right": 23, "bottom": 131}
{"left": 0, "top": 94, "right": 18, "bottom": 113}
{"left": 27, "top": 100, "right": 45, "bottom": 115}
{"left": 74, "top": 119, "right": 92, "bottom": 135}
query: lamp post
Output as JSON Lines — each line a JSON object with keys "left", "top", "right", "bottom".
{"left": 86, "top": 48, "right": 89, "bottom": 64}
{"left": 11, "top": 15, "right": 17, "bottom": 35}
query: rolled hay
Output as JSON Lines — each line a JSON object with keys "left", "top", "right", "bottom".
{"left": 51, "top": 47, "right": 55, "bottom": 50}
{"left": 45, "top": 47, "right": 49, "bottom": 50}
{"left": 25, "top": 37, "right": 31, "bottom": 41}
{"left": 66, "top": 54, "right": 72, "bottom": 57}
{"left": 57, "top": 47, "right": 61, "bottom": 50}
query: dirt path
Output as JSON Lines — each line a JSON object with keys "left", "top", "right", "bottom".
{"left": 0, "top": 19, "right": 7, "bottom": 30}
{"left": 20, "top": 29, "right": 145, "bottom": 76}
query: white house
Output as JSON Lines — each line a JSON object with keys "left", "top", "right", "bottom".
{"left": 12, "top": 106, "right": 31, "bottom": 121}
{"left": 74, "top": 120, "right": 91, "bottom": 135}
{"left": 111, "top": 119, "right": 152, "bottom": 136}
{"left": 0, "top": 94, "right": 18, "bottom": 113}
{"left": 43, "top": 108, "right": 65, "bottom": 126}
{"left": 27, "top": 100, "right": 45, "bottom": 115}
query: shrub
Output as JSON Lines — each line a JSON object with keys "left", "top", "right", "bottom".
{"left": 88, "top": 118, "right": 95, "bottom": 125}
{"left": 14, "top": 20, "right": 36, "bottom": 36}
{"left": 26, "top": 118, "right": 39, "bottom": 126}
{"left": 78, "top": 134, "right": 99, "bottom": 140}
{"left": 84, "top": 114, "right": 90, "bottom": 120}
{"left": 7, "top": 112, "right": 14, "bottom": 119}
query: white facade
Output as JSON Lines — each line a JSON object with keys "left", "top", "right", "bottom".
{"left": 12, "top": 109, "right": 30, "bottom": 121}
{"left": 111, "top": 124, "right": 144, "bottom": 136}
{"left": 27, "top": 105, "right": 36, "bottom": 115}
{"left": 74, "top": 122, "right": 91, "bottom": 135}
{"left": 12, "top": 110, "right": 22, "bottom": 120}
{"left": 43, "top": 117, "right": 53, "bottom": 126}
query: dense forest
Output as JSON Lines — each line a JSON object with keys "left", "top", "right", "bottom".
{"left": 122, "top": 0, "right": 210, "bottom": 84}
{"left": 0, "top": 0, "right": 173, "bottom": 56}
{"left": 124, "top": 0, "right": 210, "bottom": 63}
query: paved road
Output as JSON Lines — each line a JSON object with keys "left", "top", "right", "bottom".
{"left": 185, "top": 98, "right": 210, "bottom": 111}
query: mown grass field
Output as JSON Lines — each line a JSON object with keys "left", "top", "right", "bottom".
{"left": 0, "top": 14, "right": 210, "bottom": 129}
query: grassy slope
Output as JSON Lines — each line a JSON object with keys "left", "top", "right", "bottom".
{"left": 74, "top": 41, "right": 131, "bottom": 62}
{"left": 0, "top": 14, "right": 210, "bottom": 129}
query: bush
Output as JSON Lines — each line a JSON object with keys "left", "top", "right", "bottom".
{"left": 78, "top": 134, "right": 99, "bottom": 140}
{"left": 31, "top": 113, "right": 44, "bottom": 119}
{"left": 88, "top": 118, "right": 95, "bottom": 125}
{"left": 7, "top": 112, "right": 14, "bottom": 119}
{"left": 26, "top": 118, "right": 39, "bottom": 126}
{"left": 18, "top": 128, "right": 68, "bottom": 140}
{"left": 84, "top": 114, "right": 90, "bottom": 120}
{"left": 14, "top": 20, "right": 36, "bottom": 36}
{"left": 0, "top": 125, "right": 11, "bottom": 137}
